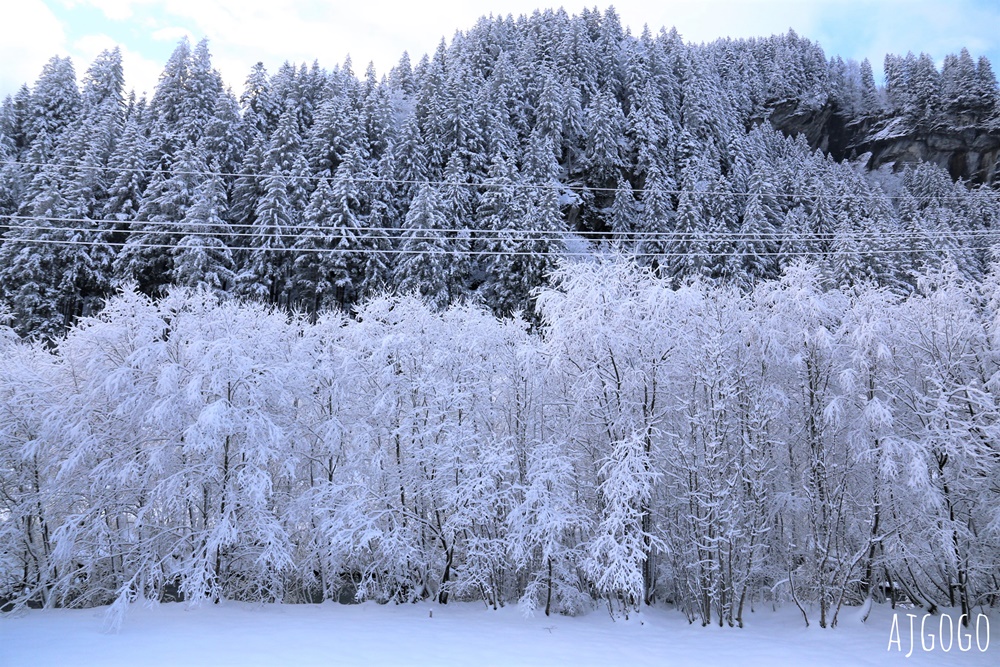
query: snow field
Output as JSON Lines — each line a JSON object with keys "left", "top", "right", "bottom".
{"left": 1, "top": 601, "right": 994, "bottom": 667}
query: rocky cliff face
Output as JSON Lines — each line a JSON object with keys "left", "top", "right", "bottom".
{"left": 766, "top": 101, "right": 1000, "bottom": 184}
{"left": 852, "top": 118, "right": 1000, "bottom": 184}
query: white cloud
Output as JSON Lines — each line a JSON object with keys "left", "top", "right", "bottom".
{"left": 151, "top": 25, "right": 193, "bottom": 42}
{"left": 0, "top": 0, "right": 69, "bottom": 97}
{"left": 57, "top": 0, "right": 156, "bottom": 21}
{"left": 119, "top": 48, "right": 166, "bottom": 97}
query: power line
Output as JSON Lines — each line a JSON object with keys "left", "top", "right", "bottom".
{"left": 4, "top": 159, "right": 997, "bottom": 202}
{"left": 3, "top": 214, "right": 1000, "bottom": 243}
{"left": 4, "top": 234, "right": 996, "bottom": 259}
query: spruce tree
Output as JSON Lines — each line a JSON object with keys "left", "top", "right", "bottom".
{"left": 584, "top": 87, "right": 627, "bottom": 187}
{"left": 172, "top": 172, "right": 235, "bottom": 293}
{"left": 393, "top": 183, "right": 453, "bottom": 309}
{"left": 115, "top": 141, "right": 206, "bottom": 294}
{"left": 238, "top": 169, "right": 294, "bottom": 304}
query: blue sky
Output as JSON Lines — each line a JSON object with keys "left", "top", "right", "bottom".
{"left": 3, "top": 1, "right": 1000, "bottom": 99}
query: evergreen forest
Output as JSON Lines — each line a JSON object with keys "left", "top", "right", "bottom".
{"left": 1, "top": 7, "right": 1000, "bottom": 335}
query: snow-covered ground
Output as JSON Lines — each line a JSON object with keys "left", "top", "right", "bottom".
{"left": 1, "top": 601, "right": 994, "bottom": 667}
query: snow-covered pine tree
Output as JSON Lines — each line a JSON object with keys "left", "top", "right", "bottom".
{"left": 172, "top": 171, "right": 235, "bottom": 293}
{"left": 237, "top": 168, "right": 294, "bottom": 304}
{"left": 393, "top": 182, "right": 453, "bottom": 310}
{"left": 25, "top": 56, "right": 80, "bottom": 148}
{"left": 115, "top": 140, "right": 206, "bottom": 295}
{"left": 0, "top": 165, "right": 77, "bottom": 337}
{"left": 319, "top": 142, "right": 370, "bottom": 309}
{"left": 584, "top": 86, "right": 627, "bottom": 188}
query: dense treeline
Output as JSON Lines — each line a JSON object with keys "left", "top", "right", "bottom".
{"left": 1, "top": 259, "right": 998, "bottom": 627}
{"left": 1, "top": 7, "right": 999, "bottom": 337}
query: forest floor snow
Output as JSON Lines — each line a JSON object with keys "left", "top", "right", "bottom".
{"left": 1, "top": 599, "right": 995, "bottom": 666}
